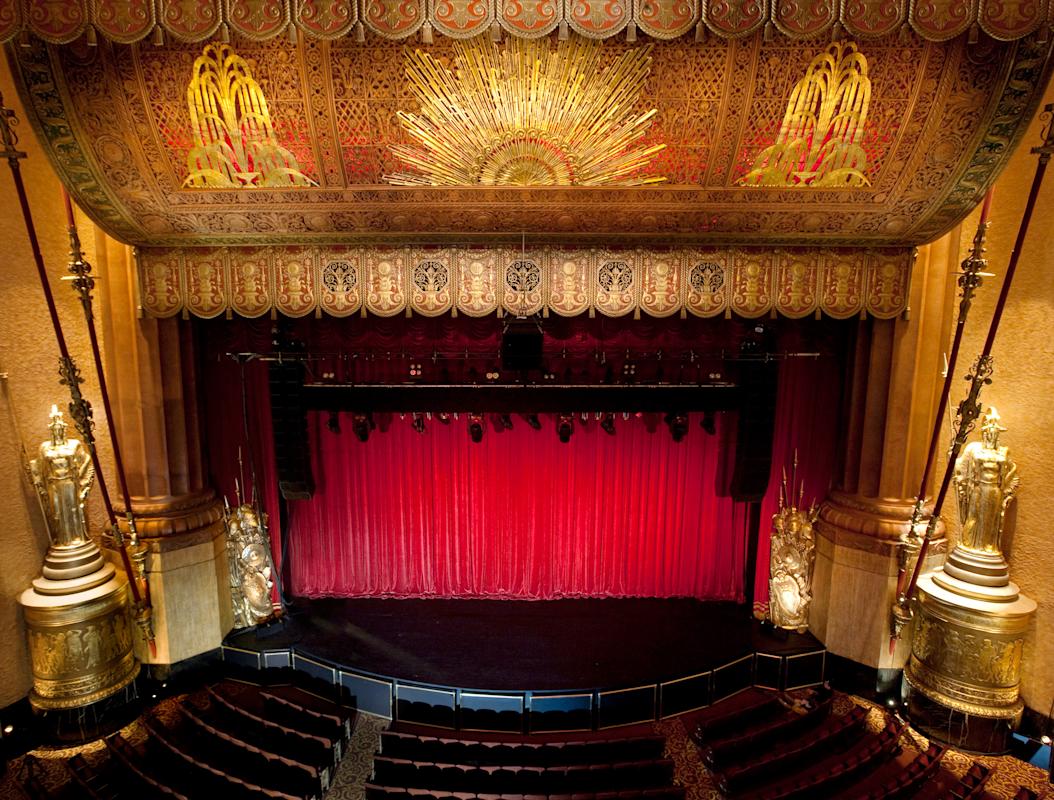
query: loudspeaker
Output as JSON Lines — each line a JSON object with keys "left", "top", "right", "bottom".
{"left": 268, "top": 357, "right": 314, "bottom": 500}
{"left": 501, "top": 318, "right": 543, "bottom": 371}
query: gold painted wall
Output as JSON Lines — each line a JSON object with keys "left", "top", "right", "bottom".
{"left": 0, "top": 59, "right": 115, "bottom": 708}
{"left": 936, "top": 80, "right": 1054, "bottom": 718}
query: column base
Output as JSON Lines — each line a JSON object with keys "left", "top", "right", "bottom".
{"left": 811, "top": 492, "right": 946, "bottom": 670}
{"left": 903, "top": 676, "right": 1020, "bottom": 754}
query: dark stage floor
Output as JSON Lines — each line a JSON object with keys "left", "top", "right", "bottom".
{"left": 225, "top": 597, "right": 821, "bottom": 691}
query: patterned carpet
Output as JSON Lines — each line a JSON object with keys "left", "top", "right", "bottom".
{"left": 1, "top": 693, "right": 1049, "bottom": 799}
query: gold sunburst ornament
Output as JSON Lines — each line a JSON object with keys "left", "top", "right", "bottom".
{"left": 184, "top": 43, "right": 315, "bottom": 188}
{"left": 739, "top": 41, "right": 872, "bottom": 188}
{"left": 386, "top": 37, "right": 666, "bottom": 187}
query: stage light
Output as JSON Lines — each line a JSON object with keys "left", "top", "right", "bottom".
{"left": 409, "top": 362, "right": 422, "bottom": 377}
{"left": 412, "top": 412, "right": 426, "bottom": 434}
{"left": 327, "top": 411, "right": 341, "bottom": 434}
{"left": 468, "top": 413, "right": 485, "bottom": 443}
{"left": 2, "top": 724, "right": 12, "bottom": 734}
{"left": 665, "top": 412, "right": 689, "bottom": 442}
{"left": 499, "top": 413, "right": 514, "bottom": 430}
{"left": 701, "top": 410, "right": 716, "bottom": 435}
{"left": 600, "top": 413, "right": 616, "bottom": 435}
{"left": 352, "top": 412, "right": 373, "bottom": 442}
{"left": 557, "top": 413, "right": 574, "bottom": 443}
{"left": 525, "top": 413, "right": 542, "bottom": 430}
{"left": 436, "top": 412, "right": 451, "bottom": 425}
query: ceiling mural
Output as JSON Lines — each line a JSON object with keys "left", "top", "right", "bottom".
{"left": 5, "top": 30, "right": 1054, "bottom": 245}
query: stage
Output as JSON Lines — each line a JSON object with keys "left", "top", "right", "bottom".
{"left": 222, "top": 598, "right": 825, "bottom": 732}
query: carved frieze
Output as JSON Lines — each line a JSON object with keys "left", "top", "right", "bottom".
{"left": 140, "top": 244, "right": 912, "bottom": 319}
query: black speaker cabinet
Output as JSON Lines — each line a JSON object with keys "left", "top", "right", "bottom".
{"left": 501, "top": 319, "right": 543, "bottom": 371}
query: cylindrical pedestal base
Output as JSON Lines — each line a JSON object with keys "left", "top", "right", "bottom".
{"left": 902, "top": 571, "right": 1035, "bottom": 754}
{"left": 19, "top": 563, "right": 139, "bottom": 712}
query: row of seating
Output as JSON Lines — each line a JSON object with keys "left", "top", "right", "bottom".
{"left": 364, "top": 787, "right": 687, "bottom": 800}
{"left": 714, "top": 704, "right": 870, "bottom": 794}
{"left": 701, "top": 696, "right": 833, "bottom": 770}
{"left": 845, "top": 742, "right": 945, "bottom": 800}
{"left": 379, "top": 730, "right": 667, "bottom": 767}
{"left": 936, "top": 762, "right": 991, "bottom": 800}
{"left": 179, "top": 703, "right": 329, "bottom": 793}
{"left": 195, "top": 688, "right": 337, "bottom": 770}
{"left": 692, "top": 693, "right": 784, "bottom": 745}
{"left": 143, "top": 713, "right": 307, "bottom": 799}
{"left": 372, "top": 755, "right": 676, "bottom": 794}
{"left": 738, "top": 718, "right": 905, "bottom": 800}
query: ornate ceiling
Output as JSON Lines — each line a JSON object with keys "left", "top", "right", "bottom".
{"left": 5, "top": 28, "right": 1054, "bottom": 246}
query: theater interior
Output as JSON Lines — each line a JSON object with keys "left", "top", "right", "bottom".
{"left": 1, "top": 1, "right": 1054, "bottom": 796}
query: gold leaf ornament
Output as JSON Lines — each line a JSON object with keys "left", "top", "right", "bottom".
{"left": 184, "top": 43, "right": 316, "bottom": 189}
{"left": 386, "top": 36, "right": 666, "bottom": 187}
{"left": 740, "top": 41, "right": 872, "bottom": 188}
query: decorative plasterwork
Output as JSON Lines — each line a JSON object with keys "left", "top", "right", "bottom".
{"left": 387, "top": 37, "right": 665, "bottom": 186}
{"left": 138, "top": 244, "right": 913, "bottom": 319}
{"left": 6, "top": 33, "right": 1053, "bottom": 246}
{"left": 1, "top": 0, "right": 1050, "bottom": 43}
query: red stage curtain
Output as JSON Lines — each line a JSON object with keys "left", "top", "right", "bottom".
{"left": 752, "top": 355, "right": 843, "bottom": 612}
{"left": 201, "top": 359, "right": 284, "bottom": 587}
{"left": 287, "top": 412, "right": 749, "bottom": 600}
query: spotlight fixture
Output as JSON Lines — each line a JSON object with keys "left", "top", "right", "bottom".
{"left": 525, "top": 413, "right": 542, "bottom": 430}
{"left": 412, "top": 412, "right": 426, "bottom": 434}
{"left": 327, "top": 410, "right": 341, "bottom": 434}
{"left": 499, "top": 413, "right": 514, "bottom": 430}
{"left": 352, "top": 412, "right": 374, "bottom": 443}
{"left": 468, "top": 413, "right": 485, "bottom": 443}
{"left": 436, "top": 412, "right": 451, "bottom": 425}
{"left": 665, "top": 412, "right": 689, "bottom": 442}
{"left": 557, "top": 413, "right": 574, "bottom": 444}
{"left": 409, "top": 362, "right": 423, "bottom": 377}
{"left": 701, "top": 410, "right": 717, "bottom": 435}
{"left": 600, "top": 413, "right": 616, "bottom": 436}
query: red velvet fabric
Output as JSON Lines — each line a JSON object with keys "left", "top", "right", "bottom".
{"left": 198, "top": 318, "right": 844, "bottom": 605}
{"left": 288, "top": 411, "right": 747, "bottom": 599}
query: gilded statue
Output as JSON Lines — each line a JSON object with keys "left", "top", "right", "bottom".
{"left": 30, "top": 406, "right": 94, "bottom": 547}
{"left": 225, "top": 503, "right": 277, "bottom": 628}
{"left": 768, "top": 470, "right": 818, "bottom": 632}
{"left": 954, "top": 407, "right": 1018, "bottom": 555}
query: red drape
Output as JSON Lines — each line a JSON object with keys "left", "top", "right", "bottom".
{"left": 287, "top": 412, "right": 748, "bottom": 600}
{"left": 752, "top": 355, "right": 843, "bottom": 613}
{"left": 197, "top": 317, "right": 845, "bottom": 605}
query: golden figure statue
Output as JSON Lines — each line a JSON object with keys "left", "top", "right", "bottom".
{"left": 768, "top": 465, "right": 817, "bottom": 632}
{"left": 905, "top": 407, "right": 1035, "bottom": 752}
{"left": 31, "top": 406, "right": 94, "bottom": 549}
{"left": 954, "top": 408, "right": 1017, "bottom": 554}
{"left": 20, "top": 407, "right": 139, "bottom": 711}
{"left": 226, "top": 503, "right": 277, "bottom": 628}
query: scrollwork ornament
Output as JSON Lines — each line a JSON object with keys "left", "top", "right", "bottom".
{"left": 954, "top": 353, "right": 994, "bottom": 447}
{"left": 57, "top": 356, "right": 95, "bottom": 443}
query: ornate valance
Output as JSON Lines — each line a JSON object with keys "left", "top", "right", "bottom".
{"left": 138, "top": 244, "right": 912, "bottom": 320}
{"left": 1, "top": 0, "right": 1051, "bottom": 44}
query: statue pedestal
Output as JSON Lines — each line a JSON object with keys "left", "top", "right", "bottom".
{"left": 19, "top": 557, "right": 139, "bottom": 711}
{"left": 903, "top": 570, "right": 1035, "bottom": 753}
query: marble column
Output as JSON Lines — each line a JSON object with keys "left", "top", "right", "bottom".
{"left": 94, "top": 233, "right": 232, "bottom": 666}
{"left": 810, "top": 234, "right": 961, "bottom": 671}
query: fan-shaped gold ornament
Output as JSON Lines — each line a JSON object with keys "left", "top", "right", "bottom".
{"left": 184, "top": 43, "right": 315, "bottom": 189}
{"left": 739, "top": 41, "right": 871, "bottom": 188}
{"left": 386, "top": 36, "right": 666, "bottom": 187}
